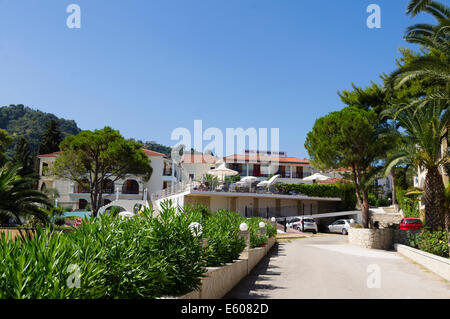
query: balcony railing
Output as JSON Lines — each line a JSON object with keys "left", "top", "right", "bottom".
{"left": 151, "top": 179, "right": 323, "bottom": 201}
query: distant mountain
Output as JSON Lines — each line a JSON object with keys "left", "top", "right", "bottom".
{"left": 0, "top": 104, "right": 175, "bottom": 160}
{"left": 0, "top": 104, "right": 81, "bottom": 157}
{"left": 141, "top": 141, "right": 173, "bottom": 158}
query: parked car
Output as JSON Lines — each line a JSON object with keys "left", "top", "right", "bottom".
{"left": 328, "top": 219, "right": 352, "bottom": 235}
{"left": 286, "top": 217, "right": 302, "bottom": 228}
{"left": 399, "top": 218, "right": 423, "bottom": 230}
{"left": 293, "top": 217, "right": 318, "bottom": 234}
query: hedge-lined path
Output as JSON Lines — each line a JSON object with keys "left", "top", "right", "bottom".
{"left": 225, "top": 235, "right": 450, "bottom": 299}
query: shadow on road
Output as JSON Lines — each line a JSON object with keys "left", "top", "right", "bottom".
{"left": 224, "top": 242, "right": 287, "bottom": 299}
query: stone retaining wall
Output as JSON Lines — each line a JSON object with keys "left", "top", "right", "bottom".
{"left": 348, "top": 228, "right": 394, "bottom": 250}
{"left": 369, "top": 211, "right": 403, "bottom": 228}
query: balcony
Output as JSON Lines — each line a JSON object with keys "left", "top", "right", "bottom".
{"left": 151, "top": 179, "right": 317, "bottom": 201}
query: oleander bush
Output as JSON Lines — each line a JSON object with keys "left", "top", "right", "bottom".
{"left": 247, "top": 217, "right": 269, "bottom": 248}
{"left": 203, "top": 210, "right": 246, "bottom": 267}
{"left": 0, "top": 201, "right": 278, "bottom": 299}
{"left": 0, "top": 201, "right": 206, "bottom": 299}
{"left": 265, "top": 220, "right": 277, "bottom": 238}
{"left": 276, "top": 183, "right": 357, "bottom": 211}
{"left": 408, "top": 229, "right": 449, "bottom": 258}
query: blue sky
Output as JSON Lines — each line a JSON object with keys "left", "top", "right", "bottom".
{"left": 0, "top": 0, "right": 432, "bottom": 158}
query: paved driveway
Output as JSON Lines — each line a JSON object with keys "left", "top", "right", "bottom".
{"left": 225, "top": 235, "right": 450, "bottom": 299}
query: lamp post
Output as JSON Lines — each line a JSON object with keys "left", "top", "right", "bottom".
{"left": 259, "top": 221, "right": 266, "bottom": 236}
{"left": 239, "top": 222, "right": 250, "bottom": 256}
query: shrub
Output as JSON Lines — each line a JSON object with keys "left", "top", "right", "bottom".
{"left": 0, "top": 201, "right": 207, "bottom": 299}
{"left": 276, "top": 183, "right": 356, "bottom": 211}
{"left": 203, "top": 210, "right": 246, "bottom": 267}
{"left": 396, "top": 187, "right": 420, "bottom": 218}
{"left": 265, "top": 220, "right": 277, "bottom": 238}
{"left": 415, "top": 229, "right": 449, "bottom": 258}
{"left": 246, "top": 217, "right": 269, "bottom": 248}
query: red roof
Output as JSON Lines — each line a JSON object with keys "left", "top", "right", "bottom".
{"left": 37, "top": 151, "right": 61, "bottom": 158}
{"left": 141, "top": 149, "right": 165, "bottom": 157}
{"left": 181, "top": 154, "right": 218, "bottom": 164}
{"left": 223, "top": 154, "right": 310, "bottom": 165}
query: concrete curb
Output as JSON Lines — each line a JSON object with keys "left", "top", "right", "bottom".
{"left": 176, "top": 237, "right": 277, "bottom": 299}
{"left": 394, "top": 244, "right": 450, "bottom": 282}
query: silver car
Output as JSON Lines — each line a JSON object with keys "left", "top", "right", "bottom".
{"left": 328, "top": 219, "right": 352, "bottom": 235}
{"left": 293, "top": 217, "right": 318, "bottom": 234}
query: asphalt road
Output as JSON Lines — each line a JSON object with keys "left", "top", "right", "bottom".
{"left": 225, "top": 235, "right": 450, "bottom": 299}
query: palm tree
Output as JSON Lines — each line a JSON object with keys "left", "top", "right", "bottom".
{"left": 383, "top": 102, "right": 449, "bottom": 230}
{"left": 0, "top": 165, "right": 51, "bottom": 237}
{"left": 387, "top": 0, "right": 449, "bottom": 107}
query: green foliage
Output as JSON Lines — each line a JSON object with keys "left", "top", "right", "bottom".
{"left": 265, "top": 220, "right": 277, "bottom": 238}
{"left": 54, "top": 127, "right": 153, "bottom": 216}
{"left": 368, "top": 193, "right": 390, "bottom": 207}
{"left": 0, "top": 165, "right": 51, "bottom": 227}
{"left": 203, "top": 173, "right": 219, "bottom": 185}
{"left": 305, "top": 107, "right": 387, "bottom": 175}
{"left": 396, "top": 187, "right": 421, "bottom": 218}
{"left": 338, "top": 82, "right": 389, "bottom": 117}
{"left": 246, "top": 217, "right": 269, "bottom": 248}
{"left": 12, "top": 137, "right": 34, "bottom": 176}
{"left": 203, "top": 210, "right": 246, "bottom": 267}
{"left": 38, "top": 119, "right": 63, "bottom": 155}
{"left": 277, "top": 183, "right": 357, "bottom": 211}
{"left": 415, "top": 229, "right": 449, "bottom": 258}
{"left": 0, "top": 104, "right": 80, "bottom": 158}
{"left": 0, "top": 129, "right": 13, "bottom": 166}
{"left": 0, "top": 202, "right": 207, "bottom": 299}
{"left": 140, "top": 141, "right": 173, "bottom": 158}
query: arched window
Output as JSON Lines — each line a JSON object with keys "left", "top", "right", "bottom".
{"left": 40, "top": 183, "right": 47, "bottom": 191}
{"left": 122, "top": 179, "right": 139, "bottom": 194}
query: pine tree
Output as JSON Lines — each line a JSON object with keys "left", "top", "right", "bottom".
{"left": 13, "top": 137, "right": 34, "bottom": 176}
{"left": 38, "top": 119, "right": 63, "bottom": 155}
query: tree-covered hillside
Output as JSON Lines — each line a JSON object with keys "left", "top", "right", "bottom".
{"left": 0, "top": 104, "right": 81, "bottom": 157}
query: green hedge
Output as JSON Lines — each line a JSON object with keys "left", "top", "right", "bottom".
{"left": 0, "top": 200, "right": 281, "bottom": 299}
{"left": 277, "top": 183, "right": 357, "bottom": 211}
{"left": 0, "top": 203, "right": 206, "bottom": 299}
{"left": 203, "top": 210, "right": 246, "bottom": 267}
{"left": 396, "top": 187, "right": 420, "bottom": 218}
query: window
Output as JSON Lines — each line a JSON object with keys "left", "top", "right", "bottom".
{"left": 122, "top": 179, "right": 139, "bottom": 194}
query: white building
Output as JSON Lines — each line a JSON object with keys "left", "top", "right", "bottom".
{"left": 37, "top": 149, "right": 182, "bottom": 210}
{"left": 180, "top": 153, "right": 316, "bottom": 184}
{"left": 151, "top": 153, "right": 361, "bottom": 224}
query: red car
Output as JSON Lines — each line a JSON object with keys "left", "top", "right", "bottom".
{"left": 399, "top": 218, "right": 423, "bottom": 230}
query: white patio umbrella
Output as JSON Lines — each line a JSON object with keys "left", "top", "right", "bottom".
{"left": 303, "top": 173, "right": 331, "bottom": 182}
{"left": 207, "top": 163, "right": 238, "bottom": 181}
